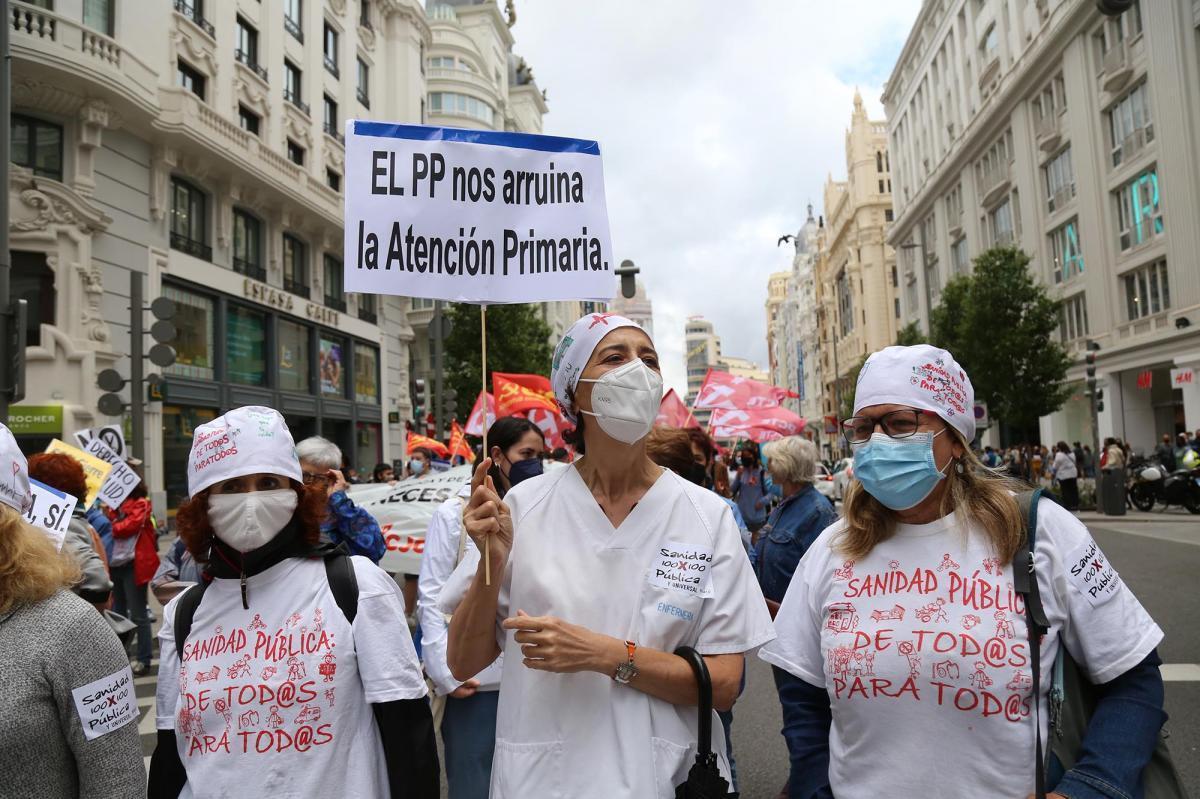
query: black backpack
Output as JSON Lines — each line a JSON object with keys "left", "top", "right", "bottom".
{"left": 173, "top": 553, "right": 358, "bottom": 662}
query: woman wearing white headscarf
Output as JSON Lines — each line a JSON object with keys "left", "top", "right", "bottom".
{"left": 442, "top": 312, "right": 774, "bottom": 798}
{"left": 761, "top": 345, "right": 1167, "bottom": 799}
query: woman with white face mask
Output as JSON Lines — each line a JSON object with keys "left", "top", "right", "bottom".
{"left": 441, "top": 314, "right": 775, "bottom": 798}
{"left": 148, "top": 406, "right": 439, "bottom": 799}
{"left": 760, "top": 345, "right": 1168, "bottom": 799}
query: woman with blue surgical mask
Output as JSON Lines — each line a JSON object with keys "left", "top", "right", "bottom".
{"left": 439, "top": 314, "right": 774, "bottom": 798}
{"left": 417, "top": 416, "right": 545, "bottom": 799}
{"left": 761, "top": 345, "right": 1168, "bottom": 799}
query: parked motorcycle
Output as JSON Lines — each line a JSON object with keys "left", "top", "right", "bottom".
{"left": 1128, "top": 456, "right": 1200, "bottom": 514}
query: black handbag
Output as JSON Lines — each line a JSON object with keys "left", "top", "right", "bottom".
{"left": 1015, "top": 489, "right": 1189, "bottom": 799}
{"left": 673, "top": 646, "right": 737, "bottom": 799}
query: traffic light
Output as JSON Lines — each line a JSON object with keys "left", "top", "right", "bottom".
{"left": 412, "top": 378, "right": 426, "bottom": 418}
{"left": 148, "top": 296, "right": 178, "bottom": 369}
{"left": 96, "top": 294, "right": 177, "bottom": 418}
{"left": 615, "top": 259, "right": 639, "bottom": 299}
{"left": 443, "top": 388, "right": 457, "bottom": 421}
{"left": 1096, "top": 388, "right": 1105, "bottom": 413}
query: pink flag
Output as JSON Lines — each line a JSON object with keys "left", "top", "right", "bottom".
{"left": 465, "top": 391, "right": 496, "bottom": 436}
{"left": 709, "top": 407, "right": 806, "bottom": 442}
{"left": 693, "top": 369, "right": 797, "bottom": 410}
{"left": 521, "top": 407, "right": 570, "bottom": 452}
{"left": 656, "top": 389, "right": 701, "bottom": 429}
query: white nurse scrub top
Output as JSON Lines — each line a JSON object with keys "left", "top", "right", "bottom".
{"left": 441, "top": 464, "right": 775, "bottom": 799}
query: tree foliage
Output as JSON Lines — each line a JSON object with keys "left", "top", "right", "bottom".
{"left": 927, "top": 247, "right": 1073, "bottom": 433}
{"left": 839, "top": 355, "right": 870, "bottom": 422}
{"left": 895, "top": 321, "right": 927, "bottom": 346}
{"left": 443, "top": 303, "right": 554, "bottom": 418}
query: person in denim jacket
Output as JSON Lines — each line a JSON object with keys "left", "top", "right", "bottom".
{"left": 296, "top": 436, "right": 386, "bottom": 563}
{"left": 754, "top": 435, "right": 836, "bottom": 799}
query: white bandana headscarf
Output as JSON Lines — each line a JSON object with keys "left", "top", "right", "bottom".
{"left": 187, "top": 406, "right": 304, "bottom": 497}
{"left": 853, "top": 345, "right": 976, "bottom": 441}
{"left": 0, "top": 423, "right": 31, "bottom": 514}
{"left": 550, "top": 312, "right": 643, "bottom": 422}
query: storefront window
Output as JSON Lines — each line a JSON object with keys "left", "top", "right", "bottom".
{"left": 319, "top": 335, "right": 346, "bottom": 397}
{"left": 278, "top": 320, "right": 311, "bottom": 393}
{"left": 355, "top": 422, "right": 381, "bottom": 475}
{"left": 164, "top": 285, "right": 214, "bottom": 380}
{"left": 162, "top": 405, "right": 218, "bottom": 511}
{"left": 354, "top": 343, "right": 379, "bottom": 404}
{"left": 227, "top": 305, "right": 266, "bottom": 385}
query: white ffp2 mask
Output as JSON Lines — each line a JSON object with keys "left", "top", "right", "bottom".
{"left": 578, "top": 358, "right": 664, "bottom": 444}
{"left": 207, "top": 489, "right": 298, "bottom": 553}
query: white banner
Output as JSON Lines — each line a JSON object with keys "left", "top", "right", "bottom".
{"left": 343, "top": 122, "right": 614, "bottom": 304}
{"left": 80, "top": 438, "right": 142, "bottom": 508}
{"left": 25, "top": 477, "right": 77, "bottom": 551}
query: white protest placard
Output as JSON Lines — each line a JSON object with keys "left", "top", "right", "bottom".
{"left": 81, "top": 438, "right": 142, "bottom": 508}
{"left": 74, "top": 425, "right": 127, "bottom": 460}
{"left": 343, "top": 122, "right": 614, "bottom": 304}
{"left": 71, "top": 666, "right": 138, "bottom": 740}
{"left": 25, "top": 478, "right": 77, "bottom": 551}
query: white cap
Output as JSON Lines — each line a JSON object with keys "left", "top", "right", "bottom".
{"left": 550, "top": 312, "right": 642, "bottom": 422}
{"left": 187, "top": 406, "right": 303, "bottom": 497}
{"left": 853, "top": 345, "right": 976, "bottom": 441}
{"left": 0, "top": 423, "right": 32, "bottom": 514}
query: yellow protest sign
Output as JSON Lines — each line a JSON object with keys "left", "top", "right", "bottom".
{"left": 45, "top": 439, "right": 113, "bottom": 507}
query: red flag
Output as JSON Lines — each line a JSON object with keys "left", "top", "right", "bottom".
{"left": 656, "top": 389, "right": 701, "bottom": 429}
{"left": 407, "top": 432, "right": 450, "bottom": 457}
{"left": 693, "top": 369, "right": 797, "bottom": 410}
{"left": 709, "top": 407, "right": 806, "bottom": 442}
{"left": 447, "top": 420, "right": 475, "bottom": 462}
{"left": 521, "top": 407, "right": 570, "bottom": 452}
{"left": 493, "top": 372, "right": 558, "bottom": 416}
{"left": 465, "top": 391, "right": 496, "bottom": 436}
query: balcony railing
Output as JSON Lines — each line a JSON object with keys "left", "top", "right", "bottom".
{"left": 356, "top": 88, "right": 370, "bottom": 108}
{"left": 978, "top": 161, "right": 1012, "bottom": 207}
{"left": 233, "top": 258, "right": 266, "bottom": 282}
{"left": 284, "top": 276, "right": 310, "bottom": 299}
{"left": 235, "top": 49, "right": 268, "bottom": 82}
{"left": 324, "top": 296, "right": 347, "bottom": 312}
{"left": 284, "top": 15, "right": 303, "bottom": 43}
{"left": 358, "top": 308, "right": 378, "bottom": 325}
{"left": 324, "top": 55, "right": 339, "bottom": 78}
{"left": 173, "top": 0, "right": 214, "bottom": 38}
{"left": 171, "top": 232, "right": 212, "bottom": 261}
{"left": 1034, "top": 111, "right": 1062, "bottom": 152}
{"left": 1048, "top": 184, "right": 1075, "bottom": 214}
{"left": 1112, "top": 126, "right": 1153, "bottom": 168}
{"left": 284, "top": 91, "right": 309, "bottom": 116}
{"left": 1101, "top": 40, "right": 1132, "bottom": 93}
{"left": 323, "top": 124, "right": 344, "bottom": 144}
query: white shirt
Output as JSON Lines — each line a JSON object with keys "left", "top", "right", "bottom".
{"left": 441, "top": 465, "right": 775, "bottom": 799}
{"left": 418, "top": 483, "right": 503, "bottom": 695}
{"left": 1052, "top": 451, "right": 1079, "bottom": 480}
{"left": 760, "top": 499, "right": 1162, "bottom": 799}
{"left": 155, "top": 556, "right": 427, "bottom": 799}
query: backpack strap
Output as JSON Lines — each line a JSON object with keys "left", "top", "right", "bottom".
{"left": 1013, "top": 488, "right": 1050, "bottom": 799}
{"left": 324, "top": 553, "right": 359, "bottom": 625}
{"left": 173, "top": 581, "right": 210, "bottom": 662}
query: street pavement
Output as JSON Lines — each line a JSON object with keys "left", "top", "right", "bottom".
{"left": 133, "top": 507, "right": 1199, "bottom": 796}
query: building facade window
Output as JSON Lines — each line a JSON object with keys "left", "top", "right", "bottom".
{"left": 287, "top": 139, "right": 305, "bottom": 166}
{"left": 358, "top": 292, "right": 377, "bottom": 324}
{"left": 319, "top": 336, "right": 346, "bottom": 397}
{"left": 1060, "top": 293, "right": 1090, "bottom": 342}
{"left": 411, "top": 297, "right": 434, "bottom": 311}
{"left": 1123, "top": 258, "right": 1169, "bottom": 321}
{"left": 354, "top": 343, "right": 380, "bottom": 404}
{"left": 284, "top": 0, "right": 303, "bottom": 41}
{"left": 283, "top": 234, "right": 309, "bottom": 297}
{"left": 1115, "top": 167, "right": 1163, "bottom": 251}
{"left": 1044, "top": 147, "right": 1076, "bottom": 213}
{"left": 1033, "top": 73, "right": 1067, "bottom": 121}
{"left": 227, "top": 305, "right": 267, "bottom": 386}
{"left": 951, "top": 237, "right": 969, "bottom": 274}
{"left": 170, "top": 178, "right": 210, "bottom": 260}
{"left": 235, "top": 17, "right": 260, "bottom": 71}
{"left": 428, "top": 92, "right": 494, "bottom": 125}
{"left": 1048, "top": 218, "right": 1084, "bottom": 284}
{"left": 359, "top": 0, "right": 372, "bottom": 28}
{"left": 326, "top": 169, "right": 341, "bottom": 192}
{"left": 277, "top": 320, "right": 310, "bottom": 393}
{"left": 356, "top": 58, "right": 370, "bottom": 107}
{"left": 163, "top": 285, "right": 215, "bottom": 380}
{"left": 177, "top": 59, "right": 206, "bottom": 100}
{"left": 83, "top": 0, "right": 114, "bottom": 36}
{"left": 232, "top": 209, "right": 264, "bottom": 280}
{"left": 944, "top": 183, "right": 963, "bottom": 227}
{"left": 323, "top": 255, "right": 345, "bottom": 310}
{"left": 1108, "top": 82, "right": 1153, "bottom": 167}
{"left": 11, "top": 114, "right": 63, "bottom": 181}
{"left": 238, "top": 105, "right": 260, "bottom": 136}
{"left": 284, "top": 61, "right": 304, "bottom": 110}
{"left": 323, "top": 23, "right": 339, "bottom": 76}
{"left": 323, "top": 94, "right": 338, "bottom": 138}
{"left": 11, "top": 252, "right": 54, "bottom": 347}
{"left": 986, "top": 197, "right": 1015, "bottom": 247}
{"left": 836, "top": 269, "right": 854, "bottom": 336}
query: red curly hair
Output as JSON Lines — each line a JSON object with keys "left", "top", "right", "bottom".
{"left": 27, "top": 453, "right": 89, "bottom": 504}
{"left": 175, "top": 481, "right": 329, "bottom": 564}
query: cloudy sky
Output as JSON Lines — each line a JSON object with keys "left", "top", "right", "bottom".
{"left": 516, "top": 1, "right": 921, "bottom": 395}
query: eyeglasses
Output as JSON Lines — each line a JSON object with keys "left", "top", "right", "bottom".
{"left": 841, "top": 410, "right": 926, "bottom": 444}
{"left": 302, "top": 472, "right": 330, "bottom": 485}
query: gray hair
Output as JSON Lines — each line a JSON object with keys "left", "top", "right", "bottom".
{"left": 295, "top": 436, "right": 342, "bottom": 469}
{"left": 762, "top": 436, "right": 818, "bottom": 485}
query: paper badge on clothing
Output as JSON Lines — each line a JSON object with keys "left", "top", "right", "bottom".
{"left": 648, "top": 542, "right": 714, "bottom": 598}
{"left": 72, "top": 665, "right": 137, "bottom": 740}
{"left": 1066, "top": 536, "right": 1122, "bottom": 607}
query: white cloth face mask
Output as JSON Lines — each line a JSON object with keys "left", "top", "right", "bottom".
{"left": 207, "top": 489, "right": 299, "bottom": 553}
{"left": 578, "top": 358, "right": 664, "bottom": 444}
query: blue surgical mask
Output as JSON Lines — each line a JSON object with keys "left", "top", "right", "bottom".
{"left": 409, "top": 460, "right": 426, "bottom": 476}
{"left": 764, "top": 472, "right": 783, "bottom": 498}
{"left": 507, "top": 457, "right": 543, "bottom": 486}
{"left": 853, "top": 430, "right": 950, "bottom": 511}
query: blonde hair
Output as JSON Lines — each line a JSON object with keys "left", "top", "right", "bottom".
{"left": 837, "top": 431, "right": 1026, "bottom": 564}
{"left": 762, "top": 436, "right": 818, "bottom": 486}
{"left": 0, "top": 504, "right": 81, "bottom": 615}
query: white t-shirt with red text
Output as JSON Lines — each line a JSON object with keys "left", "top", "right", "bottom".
{"left": 155, "top": 556, "right": 426, "bottom": 798}
{"left": 760, "top": 499, "right": 1162, "bottom": 798}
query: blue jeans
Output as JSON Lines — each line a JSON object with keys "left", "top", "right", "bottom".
{"left": 111, "top": 563, "right": 152, "bottom": 665}
{"left": 442, "top": 689, "right": 499, "bottom": 799}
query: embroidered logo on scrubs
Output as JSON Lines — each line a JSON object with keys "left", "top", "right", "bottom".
{"left": 648, "top": 542, "right": 714, "bottom": 598}
{"left": 1066, "top": 536, "right": 1121, "bottom": 607}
